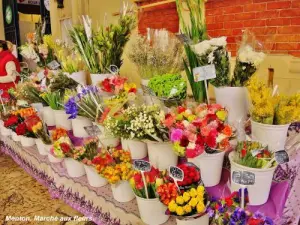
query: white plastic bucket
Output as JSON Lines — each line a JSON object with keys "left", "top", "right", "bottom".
{"left": 1, "top": 126, "right": 11, "bottom": 136}
{"left": 188, "top": 151, "right": 225, "bottom": 187}
{"left": 90, "top": 74, "right": 113, "bottom": 86}
{"left": 214, "top": 87, "right": 249, "bottom": 125}
{"left": 48, "top": 152, "right": 63, "bottom": 163}
{"left": 12, "top": 132, "right": 21, "bottom": 142}
{"left": 121, "top": 139, "right": 148, "bottom": 160}
{"left": 31, "top": 103, "right": 44, "bottom": 118}
{"left": 229, "top": 152, "right": 276, "bottom": 205}
{"left": 176, "top": 214, "right": 209, "bottom": 225}
{"left": 100, "top": 136, "right": 120, "bottom": 148}
{"left": 42, "top": 106, "right": 55, "bottom": 126}
{"left": 251, "top": 120, "right": 290, "bottom": 152}
{"left": 147, "top": 142, "right": 178, "bottom": 171}
{"left": 71, "top": 116, "right": 92, "bottom": 138}
{"left": 35, "top": 139, "right": 48, "bottom": 156}
{"left": 20, "top": 136, "right": 35, "bottom": 147}
{"left": 136, "top": 196, "right": 170, "bottom": 225}
{"left": 69, "top": 71, "right": 87, "bottom": 86}
{"left": 111, "top": 181, "right": 135, "bottom": 203}
{"left": 54, "top": 110, "right": 72, "bottom": 130}
{"left": 84, "top": 165, "right": 108, "bottom": 187}
{"left": 64, "top": 158, "right": 86, "bottom": 178}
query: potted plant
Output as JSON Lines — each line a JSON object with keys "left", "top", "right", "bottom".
{"left": 94, "top": 148, "right": 135, "bottom": 202}
{"left": 168, "top": 104, "right": 234, "bottom": 187}
{"left": 247, "top": 77, "right": 300, "bottom": 152}
{"left": 130, "top": 167, "right": 170, "bottom": 225}
{"left": 229, "top": 141, "right": 277, "bottom": 205}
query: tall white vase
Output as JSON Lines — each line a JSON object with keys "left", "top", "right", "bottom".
{"left": 121, "top": 139, "right": 148, "bottom": 159}
{"left": 64, "top": 158, "right": 86, "bottom": 178}
{"left": 111, "top": 181, "right": 135, "bottom": 203}
{"left": 71, "top": 116, "right": 92, "bottom": 138}
{"left": 147, "top": 142, "right": 178, "bottom": 171}
{"left": 214, "top": 87, "right": 249, "bottom": 125}
{"left": 84, "top": 165, "right": 108, "bottom": 187}
{"left": 229, "top": 152, "right": 276, "bottom": 205}
{"left": 136, "top": 196, "right": 170, "bottom": 225}
{"left": 54, "top": 110, "right": 72, "bottom": 130}
{"left": 90, "top": 74, "right": 113, "bottom": 86}
{"left": 42, "top": 106, "right": 55, "bottom": 126}
{"left": 188, "top": 151, "right": 225, "bottom": 187}
{"left": 251, "top": 120, "right": 290, "bottom": 152}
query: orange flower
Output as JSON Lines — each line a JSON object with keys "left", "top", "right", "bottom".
{"left": 52, "top": 128, "right": 68, "bottom": 141}
{"left": 219, "top": 138, "right": 230, "bottom": 150}
{"left": 222, "top": 125, "right": 232, "bottom": 137}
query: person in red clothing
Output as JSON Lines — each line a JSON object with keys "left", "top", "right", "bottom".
{"left": 0, "top": 40, "right": 21, "bottom": 100}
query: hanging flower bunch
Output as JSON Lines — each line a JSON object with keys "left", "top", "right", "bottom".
{"left": 64, "top": 86, "right": 104, "bottom": 121}
{"left": 104, "top": 105, "right": 169, "bottom": 142}
{"left": 130, "top": 167, "right": 165, "bottom": 199}
{"left": 168, "top": 104, "right": 233, "bottom": 158}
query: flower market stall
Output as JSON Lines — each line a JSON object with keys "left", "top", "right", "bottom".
{"left": 0, "top": 1, "right": 300, "bottom": 225}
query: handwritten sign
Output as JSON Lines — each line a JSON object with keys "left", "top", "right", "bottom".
{"left": 84, "top": 125, "right": 101, "bottom": 137}
{"left": 47, "top": 60, "right": 60, "bottom": 70}
{"left": 232, "top": 171, "right": 255, "bottom": 186}
{"left": 275, "top": 150, "right": 289, "bottom": 164}
{"left": 193, "top": 65, "right": 217, "bottom": 82}
{"left": 169, "top": 166, "right": 184, "bottom": 182}
{"left": 133, "top": 160, "right": 151, "bottom": 172}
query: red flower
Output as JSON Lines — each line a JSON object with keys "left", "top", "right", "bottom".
{"left": 16, "top": 123, "right": 27, "bottom": 135}
{"left": 225, "top": 197, "right": 233, "bottom": 207}
{"left": 180, "top": 136, "right": 189, "bottom": 147}
{"left": 248, "top": 218, "right": 264, "bottom": 225}
{"left": 133, "top": 173, "right": 144, "bottom": 190}
{"left": 24, "top": 115, "right": 41, "bottom": 132}
{"left": 241, "top": 149, "right": 247, "bottom": 158}
{"left": 146, "top": 167, "right": 159, "bottom": 183}
{"left": 205, "top": 132, "right": 217, "bottom": 149}
{"left": 60, "top": 143, "right": 71, "bottom": 153}
{"left": 128, "top": 88, "right": 137, "bottom": 93}
{"left": 177, "top": 106, "right": 186, "bottom": 114}
{"left": 101, "top": 78, "right": 113, "bottom": 93}
{"left": 4, "top": 116, "right": 19, "bottom": 127}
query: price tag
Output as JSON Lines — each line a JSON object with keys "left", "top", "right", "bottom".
{"left": 232, "top": 171, "right": 255, "bottom": 186}
{"left": 133, "top": 160, "right": 151, "bottom": 172}
{"left": 176, "top": 34, "right": 192, "bottom": 44}
{"left": 84, "top": 125, "right": 101, "bottom": 137}
{"left": 169, "top": 166, "right": 184, "bottom": 182}
{"left": 47, "top": 60, "right": 60, "bottom": 70}
{"left": 275, "top": 150, "right": 289, "bottom": 164}
{"left": 251, "top": 149, "right": 263, "bottom": 157}
{"left": 193, "top": 65, "right": 217, "bottom": 82}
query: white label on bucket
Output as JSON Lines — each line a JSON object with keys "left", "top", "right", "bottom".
{"left": 193, "top": 65, "right": 216, "bottom": 82}
{"left": 169, "top": 166, "right": 184, "bottom": 182}
{"left": 133, "top": 160, "right": 151, "bottom": 172}
{"left": 232, "top": 171, "right": 255, "bottom": 186}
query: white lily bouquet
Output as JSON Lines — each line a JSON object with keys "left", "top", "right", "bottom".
{"left": 231, "top": 31, "right": 266, "bottom": 87}
{"left": 192, "top": 37, "right": 230, "bottom": 87}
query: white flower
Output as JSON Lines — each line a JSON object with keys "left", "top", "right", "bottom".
{"left": 187, "top": 142, "right": 196, "bottom": 149}
{"left": 238, "top": 45, "right": 266, "bottom": 68}
{"left": 208, "top": 51, "right": 215, "bottom": 64}
{"left": 192, "top": 40, "right": 212, "bottom": 56}
{"left": 182, "top": 120, "right": 190, "bottom": 128}
{"left": 208, "top": 36, "right": 227, "bottom": 47}
{"left": 216, "top": 133, "right": 227, "bottom": 143}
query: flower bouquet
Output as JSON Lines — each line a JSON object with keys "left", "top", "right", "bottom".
{"left": 229, "top": 140, "right": 277, "bottom": 205}
{"left": 94, "top": 148, "right": 135, "bottom": 202}
{"left": 247, "top": 76, "right": 300, "bottom": 151}
{"left": 47, "top": 128, "right": 69, "bottom": 163}
{"left": 3, "top": 114, "right": 23, "bottom": 139}
{"left": 148, "top": 74, "right": 187, "bottom": 108}
{"left": 48, "top": 72, "right": 79, "bottom": 94}
{"left": 130, "top": 167, "right": 170, "bottom": 224}
{"left": 15, "top": 82, "right": 47, "bottom": 105}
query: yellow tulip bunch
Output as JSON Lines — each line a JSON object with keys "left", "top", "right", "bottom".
{"left": 168, "top": 186, "right": 206, "bottom": 216}
{"left": 101, "top": 162, "right": 134, "bottom": 184}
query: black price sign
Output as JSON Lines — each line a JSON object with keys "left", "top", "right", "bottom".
{"left": 133, "top": 160, "right": 151, "bottom": 172}
{"left": 84, "top": 125, "right": 101, "bottom": 137}
{"left": 275, "top": 150, "right": 289, "bottom": 164}
{"left": 169, "top": 166, "right": 184, "bottom": 182}
{"left": 232, "top": 171, "right": 255, "bottom": 186}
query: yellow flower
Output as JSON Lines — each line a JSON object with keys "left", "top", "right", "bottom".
{"left": 155, "top": 178, "right": 163, "bottom": 187}
{"left": 197, "top": 186, "right": 205, "bottom": 194}
{"left": 187, "top": 115, "right": 196, "bottom": 122}
{"left": 168, "top": 201, "right": 177, "bottom": 213}
{"left": 183, "top": 205, "right": 192, "bottom": 214}
{"left": 124, "top": 83, "right": 136, "bottom": 92}
{"left": 183, "top": 192, "right": 191, "bottom": 202}
{"left": 196, "top": 202, "right": 205, "bottom": 213}
{"left": 188, "top": 198, "right": 198, "bottom": 208}
{"left": 176, "top": 206, "right": 185, "bottom": 216}
{"left": 216, "top": 110, "right": 227, "bottom": 121}
{"left": 189, "top": 188, "right": 197, "bottom": 198}
{"left": 176, "top": 196, "right": 184, "bottom": 205}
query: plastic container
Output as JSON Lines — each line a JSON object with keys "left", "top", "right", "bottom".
{"left": 111, "top": 181, "right": 135, "bottom": 203}
{"left": 64, "top": 158, "right": 86, "bottom": 178}
{"left": 42, "top": 106, "right": 56, "bottom": 126}
{"left": 20, "top": 136, "right": 35, "bottom": 147}
{"left": 12, "top": 132, "right": 21, "bottom": 142}
{"left": 84, "top": 165, "right": 108, "bottom": 187}
{"left": 54, "top": 110, "right": 72, "bottom": 130}
{"left": 176, "top": 214, "right": 209, "bottom": 225}
{"left": 121, "top": 139, "right": 148, "bottom": 159}
{"left": 71, "top": 116, "right": 92, "bottom": 138}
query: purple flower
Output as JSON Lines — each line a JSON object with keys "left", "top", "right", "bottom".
{"left": 170, "top": 129, "right": 183, "bottom": 142}
{"left": 264, "top": 217, "right": 274, "bottom": 225}
{"left": 229, "top": 208, "right": 247, "bottom": 225}
{"left": 206, "top": 207, "right": 215, "bottom": 218}
{"left": 64, "top": 97, "right": 78, "bottom": 119}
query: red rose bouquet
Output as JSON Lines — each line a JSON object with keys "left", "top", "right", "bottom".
{"left": 3, "top": 114, "right": 22, "bottom": 131}
{"left": 171, "top": 163, "right": 201, "bottom": 189}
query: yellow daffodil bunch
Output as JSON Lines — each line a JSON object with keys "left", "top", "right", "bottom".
{"left": 168, "top": 186, "right": 206, "bottom": 217}
{"left": 247, "top": 76, "right": 300, "bottom": 125}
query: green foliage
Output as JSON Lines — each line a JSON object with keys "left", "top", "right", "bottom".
{"left": 231, "top": 61, "right": 256, "bottom": 87}
{"left": 148, "top": 74, "right": 187, "bottom": 100}
{"left": 49, "top": 72, "right": 78, "bottom": 94}
{"left": 40, "top": 91, "right": 64, "bottom": 110}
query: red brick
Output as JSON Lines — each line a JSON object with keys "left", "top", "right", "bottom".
{"left": 235, "top": 0, "right": 253, "bottom": 5}
{"left": 274, "top": 35, "right": 291, "bottom": 42}
{"left": 226, "top": 36, "right": 236, "bottom": 43}
{"left": 223, "top": 6, "right": 244, "bottom": 14}
{"left": 278, "top": 26, "right": 300, "bottom": 34}
{"left": 244, "top": 20, "right": 266, "bottom": 27}
{"left": 267, "top": 1, "right": 291, "bottom": 10}
{"left": 206, "top": 16, "right": 215, "bottom": 24}
{"left": 280, "top": 9, "right": 300, "bottom": 17}
{"left": 244, "top": 3, "right": 266, "bottom": 12}
{"left": 253, "top": 0, "right": 276, "bottom": 2}
{"left": 249, "top": 27, "right": 277, "bottom": 35}
{"left": 224, "top": 21, "right": 244, "bottom": 29}
{"left": 232, "top": 29, "right": 243, "bottom": 35}
{"left": 206, "top": 8, "right": 224, "bottom": 16}
{"left": 276, "top": 43, "right": 299, "bottom": 50}
{"left": 207, "top": 23, "right": 224, "bottom": 30}
{"left": 292, "top": 1, "right": 300, "bottom": 8}
{"left": 215, "top": 15, "right": 236, "bottom": 22}
{"left": 256, "top": 11, "right": 279, "bottom": 19}
{"left": 290, "top": 35, "right": 300, "bottom": 42}
{"left": 215, "top": 30, "right": 233, "bottom": 36}
{"left": 291, "top": 17, "right": 300, "bottom": 25}
{"left": 288, "top": 51, "right": 300, "bottom": 57}
{"left": 266, "top": 18, "right": 291, "bottom": 26}
{"left": 235, "top": 12, "right": 256, "bottom": 20}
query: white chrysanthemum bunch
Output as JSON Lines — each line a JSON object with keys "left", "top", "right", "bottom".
{"left": 19, "top": 44, "right": 40, "bottom": 63}
{"left": 238, "top": 45, "right": 266, "bottom": 68}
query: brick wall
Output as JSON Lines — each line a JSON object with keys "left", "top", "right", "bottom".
{"left": 136, "top": 0, "right": 179, "bottom": 35}
{"left": 206, "top": 0, "right": 300, "bottom": 57}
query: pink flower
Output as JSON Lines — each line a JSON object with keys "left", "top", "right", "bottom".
{"left": 170, "top": 129, "right": 183, "bottom": 142}
{"left": 164, "top": 113, "right": 176, "bottom": 128}
{"left": 186, "top": 131, "right": 197, "bottom": 142}
{"left": 187, "top": 124, "right": 197, "bottom": 133}
{"left": 201, "top": 126, "right": 210, "bottom": 137}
